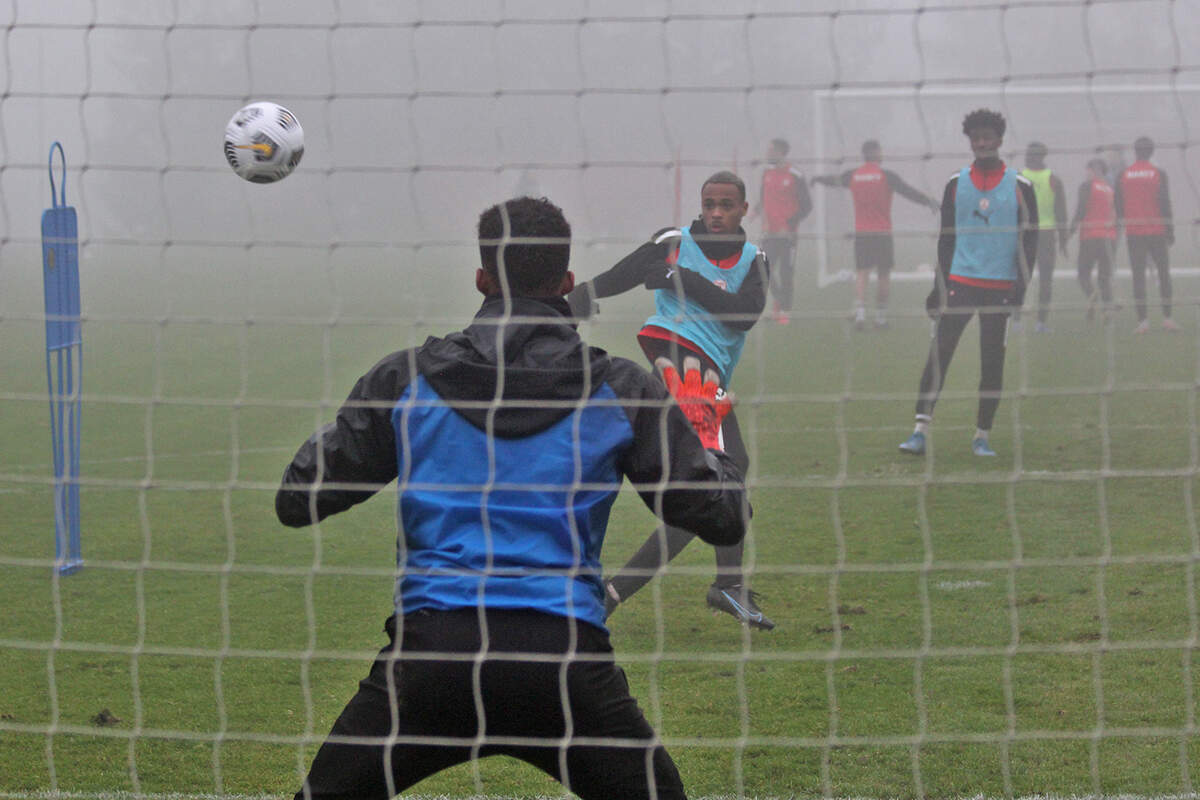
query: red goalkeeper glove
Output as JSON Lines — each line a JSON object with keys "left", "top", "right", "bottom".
{"left": 655, "top": 356, "right": 733, "bottom": 451}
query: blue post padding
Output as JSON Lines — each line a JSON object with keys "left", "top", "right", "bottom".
{"left": 42, "top": 142, "right": 79, "bottom": 350}
{"left": 42, "top": 141, "right": 83, "bottom": 575}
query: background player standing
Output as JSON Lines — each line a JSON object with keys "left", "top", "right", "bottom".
{"left": 753, "top": 138, "right": 811, "bottom": 324}
{"left": 277, "top": 196, "right": 748, "bottom": 800}
{"left": 1068, "top": 158, "right": 1119, "bottom": 321}
{"left": 811, "top": 139, "right": 940, "bottom": 329}
{"left": 898, "top": 109, "right": 1038, "bottom": 458}
{"left": 1017, "top": 141, "right": 1068, "bottom": 332}
{"left": 1115, "top": 135, "right": 1178, "bottom": 333}
{"left": 567, "top": 171, "right": 774, "bottom": 630}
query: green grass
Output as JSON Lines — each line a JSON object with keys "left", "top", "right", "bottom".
{"left": 3, "top": 260, "right": 1200, "bottom": 798}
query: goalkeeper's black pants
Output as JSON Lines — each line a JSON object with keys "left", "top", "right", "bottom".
{"left": 295, "top": 610, "right": 685, "bottom": 800}
{"left": 915, "top": 282, "right": 1013, "bottom": 432}
{"left": 605, "top": 336, "right": 751, "bottom": 604}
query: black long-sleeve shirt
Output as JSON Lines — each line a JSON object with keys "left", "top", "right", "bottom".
{"left": 277, "top": 296, "right": 749, "bottom": 548}
{"left": 581, "top": 218, "right": 769, "bottom": 333}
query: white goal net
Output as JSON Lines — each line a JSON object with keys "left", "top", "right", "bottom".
{"left": 2, "top": 2, "right": 1199, "bottom": 799}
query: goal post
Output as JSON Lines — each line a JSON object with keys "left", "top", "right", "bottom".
{"left": 812, "top": 82, "right": 1200, "bottom": 288}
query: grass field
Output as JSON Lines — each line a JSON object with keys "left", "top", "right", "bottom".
{"left": 3, "top": 247, "right": 1200, "bottom": 799}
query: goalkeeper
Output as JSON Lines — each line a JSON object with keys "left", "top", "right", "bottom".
{"left": 566, "top": 170, "right": 774, "bottom": 631}
{"left": 277, "top": 196, "right": 747, "bottom": 800}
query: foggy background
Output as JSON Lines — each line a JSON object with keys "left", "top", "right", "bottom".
{"left": 1, "top": 0, "right": 1198, "bottom": 322}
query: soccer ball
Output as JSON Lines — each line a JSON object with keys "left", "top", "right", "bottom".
{"left": 223, "top": 102, "right": 304, "bottom": 183}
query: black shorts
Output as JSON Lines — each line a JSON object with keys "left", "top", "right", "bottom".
{"left": 296, "top": 610, "right": 684, "bottom": 800}
{"left": 854, "top": 232, "right": 894, "bottom": 272}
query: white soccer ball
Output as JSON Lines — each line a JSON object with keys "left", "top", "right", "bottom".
{"left": 223, "top": 102, "right": 304, "bottom": 184}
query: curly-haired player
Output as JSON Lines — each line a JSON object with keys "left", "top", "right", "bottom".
{"left": 898, "top": 109, "right": 1039, "bottom": 458}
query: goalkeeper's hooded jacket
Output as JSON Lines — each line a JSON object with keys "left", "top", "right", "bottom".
{"left": 276, "top": 294, "right": 747, "bottom": 631}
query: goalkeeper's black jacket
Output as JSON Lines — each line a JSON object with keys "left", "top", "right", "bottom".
{"left": 275, "top": 294, "right": 748, "bottom": 630}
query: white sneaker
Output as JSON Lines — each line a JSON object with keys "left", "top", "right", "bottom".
{"left": 853, "top": 307, "right": 865, "bottom": 330}
{"left": 1134, "top": 319, "right": 1150, "bottom": 334}
{"left": 1163, "top": 318, "right": 1181, "bottom": 332}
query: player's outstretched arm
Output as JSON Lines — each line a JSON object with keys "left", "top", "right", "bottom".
{"left": 579, "top": 228, "right": 679, "bottom": 299}
{"left": 612, "top": 360, "right": 747, "bottom": 547}
{"left": 886, "top": 170, "right": 941, "bottom": 213}
{"left": 276, "top": 355, "right": 407, "bottom": 527}
{"left": 565, "top": 229, "right": 679, "bottom": 319}
{"left": 811, "top": 170, "right": 851, "bottom": 188}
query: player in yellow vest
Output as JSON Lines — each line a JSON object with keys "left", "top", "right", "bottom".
{"left": 1018, "top": 142, "right": 1068, "bottom": 332}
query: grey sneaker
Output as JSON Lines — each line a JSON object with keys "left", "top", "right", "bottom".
{"left": 899, "top": 431, "right": 926, "bottom": 455}
{"left": 971, "top": 437, "right": 997, "bottom": 457}
{"left": 706, "top": 583, "right": 775, "bottom": 631}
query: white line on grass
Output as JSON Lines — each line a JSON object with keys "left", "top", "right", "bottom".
{"left": 935, "top": 579, "right": 992, "bottom": 591}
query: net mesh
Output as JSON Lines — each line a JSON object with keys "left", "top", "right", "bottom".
{"left": 2, "top": 1, "right": 1199, "bottom": 798}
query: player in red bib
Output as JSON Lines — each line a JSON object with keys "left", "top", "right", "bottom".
{"left": 811, "top": 140, "right": 940, "bottom": 329}
{"left": 751, "top": 138, "right": 811, "bottom": 324}
{"left": 1067, "top": 158, "right": 1119, "bottom": 322}
{"left": 1115, "top": 136, "right": 1177, "bottom": 333}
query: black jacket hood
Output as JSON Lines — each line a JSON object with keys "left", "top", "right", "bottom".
{"left": 415, "top": 295, "right": 613, "bottom": 438}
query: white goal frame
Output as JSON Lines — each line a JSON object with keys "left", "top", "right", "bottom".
{"left": 812, "top": 83, "right": 1200, "bottom": 288}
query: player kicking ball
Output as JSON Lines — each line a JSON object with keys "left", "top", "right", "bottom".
{"left": 567, "top": 171, "right": 775, "bottom": 630}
